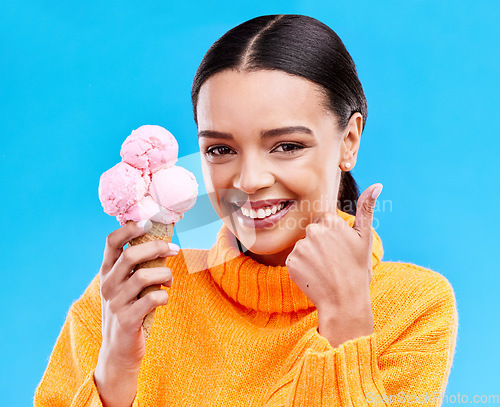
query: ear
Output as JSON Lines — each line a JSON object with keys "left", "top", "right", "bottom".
{"left": 339, "top": 112, "right": 363, "bottom": 170}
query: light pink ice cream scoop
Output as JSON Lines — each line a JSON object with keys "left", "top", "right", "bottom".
{"left": 120, "top": 125, "right": 178, "bottom": 172}
{"left": 123, "top": 195, "right": 182, "bottom": 225}
{"left": 150, "top": 166, "right": 198, "bottom": 215}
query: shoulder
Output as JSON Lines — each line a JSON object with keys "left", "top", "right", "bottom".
{"left": 372, "top": 260, "right": 456, "bottom": 305}
{"left": 63, "top": 273, "right": 103, "bottom": 340}
{"left": 371, "top": 261, "right": 458, "bottom": 352}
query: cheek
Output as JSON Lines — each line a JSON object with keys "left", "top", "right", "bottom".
{"left": 279, "top": 153, "right": 340, "bottom": 210}
{"left": 202, "top": 161, "right": 234, "bottom": 192}
{"left": 201, "top": 159, "right": 235, "bottom": 215}
{"left": 200, "top": 158, "right": 216, "bottom": 194}
{"left": 201, "top": 159, "right": 222, "bottom": 215}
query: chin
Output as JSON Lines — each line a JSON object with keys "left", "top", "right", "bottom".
{"left": 237, "top": 227, "right": 302, "bottom": 257}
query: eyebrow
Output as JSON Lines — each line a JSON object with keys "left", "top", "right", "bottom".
{"left": 198, "top": 126, "right": 313, "bottom": 139}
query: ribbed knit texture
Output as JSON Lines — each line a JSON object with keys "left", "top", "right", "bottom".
{"left": 35, "top": 210, "right": 458, "bottom": 406}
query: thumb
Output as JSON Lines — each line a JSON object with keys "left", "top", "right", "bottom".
{"left": 352, "top": 183, "right": 383, "bottom": 238}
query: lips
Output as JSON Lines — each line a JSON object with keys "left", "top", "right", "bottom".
{"left": 232, "top": 198, "right": 291, "bottom": 210}
{"left": 240, "top": 201, "right": 287, "bottom": 219}
{"left": 228, "top": 199, "right": 295, "bottom": 229}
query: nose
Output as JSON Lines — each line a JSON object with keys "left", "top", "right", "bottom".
{"left": 233, "top": 154, "right": 275, "bottom": 194}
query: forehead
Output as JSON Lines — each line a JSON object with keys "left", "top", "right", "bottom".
{"left": 196, "top": 69, "right": 334, "bottom": 130}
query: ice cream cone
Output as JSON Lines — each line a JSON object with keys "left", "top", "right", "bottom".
{"left": 99, "top": 125, "right": 197, "bottom": 338}
{"left": 128, "top": 221, "right": 175, "bottom": 339}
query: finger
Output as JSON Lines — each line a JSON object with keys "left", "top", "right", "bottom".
{"left": 305, "top": 222, "right": 321, "bottom": 236}
{"left": 107, "top": 240, "right": 179, "bottom": 291}
{"left": 101, "top": 220, "right": 153, "bottom": 273}
{"left": 352, "top": 183, "right": 383, "bottom": 240}
{"left": 129, "top": 289, "right": 169, "bottom": 328}
{"left": 309, "top": 197, "right": 338, "bottom": 225}
{"left": 312, "top": 210, "right": 353, "bottom": 238}
{"left": 116, "top": 267, "right": 173, "bottom": 307}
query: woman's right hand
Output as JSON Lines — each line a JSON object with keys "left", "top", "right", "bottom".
{"left": 94, "top": 221, "right": 179, "bottom": 407}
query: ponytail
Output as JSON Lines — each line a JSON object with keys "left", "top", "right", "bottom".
{"left": 338, "top": 171, "right": 360, "bottom": 215}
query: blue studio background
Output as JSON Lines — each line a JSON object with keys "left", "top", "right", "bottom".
{"left": 1, "top": 1, "right": 499, "bottom": 404}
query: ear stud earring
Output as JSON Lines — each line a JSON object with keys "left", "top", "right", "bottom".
{"left": 344, "top": 162, "right": 351, "bottom": 169}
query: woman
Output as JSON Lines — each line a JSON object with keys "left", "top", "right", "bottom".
{"left": 35, "top": 15, "right": 458, "bottom": 406}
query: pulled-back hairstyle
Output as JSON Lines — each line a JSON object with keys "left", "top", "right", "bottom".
{"left": 192, "top": 14, "right": 367, "bottom": 215}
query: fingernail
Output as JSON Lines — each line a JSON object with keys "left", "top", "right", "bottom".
{"left": 169, "top": 243, "right": 180, "bottom": 253}
{"left": 137, "top": 219, "right": 152, "bottom": 232}
{"left": 371, "top": 184, "right": 383, "bottom": 200}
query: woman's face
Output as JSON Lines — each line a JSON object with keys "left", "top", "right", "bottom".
{"left": 197, "top": 69, "right": 361, "bottom": 266}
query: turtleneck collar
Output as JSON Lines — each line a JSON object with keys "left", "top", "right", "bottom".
{"left": 207, "top": 209, "right": 384, "bottom": 314}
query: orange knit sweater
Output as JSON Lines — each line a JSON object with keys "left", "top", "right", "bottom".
{"left": 35, "top": 210, "right": 458, "bottom": 406}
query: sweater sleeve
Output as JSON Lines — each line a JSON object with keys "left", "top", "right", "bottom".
{"left": 33, "top": 276, "right": 142, "bottom": 407}
{"left": 263, "top": 272, "right": 458, "bottom": 407}
{"left": 33, "top": 303, "right": 104, "bottom": 406}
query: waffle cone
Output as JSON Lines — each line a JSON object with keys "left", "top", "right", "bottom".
{"left": 128, "top": 221, "right": 175, "bottom": 339}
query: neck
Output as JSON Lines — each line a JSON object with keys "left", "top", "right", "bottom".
{"left": 207, "top": 226, "right": 316, "bottom": 313}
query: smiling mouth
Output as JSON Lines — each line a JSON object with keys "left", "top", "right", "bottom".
{"left": 230, "top": 200, "right": 294, "bottom": 220}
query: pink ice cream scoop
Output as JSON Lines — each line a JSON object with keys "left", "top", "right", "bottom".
{"left": 98, "top": 162, "right": 150, "bottom": 217}
{"left": 120, "top": 125, "right": 179, "bottom": 172}
{"left": 98, "top": 125, "right": 198, "bottom": 226}
{"left": 150, "top": 166, "right": 198, "bottom": 214}
{"left": 123, "top": 195, "right": 181, "bottom": 225}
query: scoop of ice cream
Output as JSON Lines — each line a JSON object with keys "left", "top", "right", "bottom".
{"left": 120, "top": 125, "right": 178, "bottom": 172}
{"left": 98, "top": 162, "right": 149, "bottom": 217}
{"left": 121, "top": 195, "right": 182, "bottom": 225}
{"left": 149, "top": 166, "right": 198, "bottom": 215}
{"left": 100, "top": 125, "right": 198, "bottom": 226}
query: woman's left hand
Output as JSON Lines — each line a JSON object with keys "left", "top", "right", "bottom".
{"left": 286, "top": 183, "right": 383, "bottom": 348}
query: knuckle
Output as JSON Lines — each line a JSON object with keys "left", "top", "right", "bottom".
{"left": 121, "top": 248, "right": 134, "bottom": 265}
{"left": 117, "top": 312, "right": 134, "bottom": 331}
{"left": 153, "top": 240, "right": 165, "bottom": 251}
{"left": 305, "top": 223, "right": 323, "bottom": 238}
{"left": 100, "top": 280, "right": 112, "bottom": 300}
{"left": 134, "top": 269, "right": 149, "bottom": 286}
{"left": 363, "top": 201, "right": 375, "bottom": 215}
{"left": 146, "top": 289, "right": 168, "bottom": 307}
{"left": 323, "top": 212, "right": 335, "bottom": 224}
{"left": 142, "top": 293, "right": 156, "bottom": 309}
{"left": 156, "top": 290, "right": 168, "bottom": 304}
{"left": 106, "top": 232, "right": 119, "bottom": 249}
{"left": 164, "top": 268, "right": 173, "bottom": 281}
{"left": 305, "top": 223, "right": 318, "bottom": 234}
{"left": 108, "top": 299, "right": 120, "bottom": 315}
{"left": 166, "top": 269, "right": 174, "bottom": 283}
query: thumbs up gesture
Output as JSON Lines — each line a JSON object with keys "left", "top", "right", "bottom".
{"left": 286, "top": 183, "right": 383, "bottom": 348}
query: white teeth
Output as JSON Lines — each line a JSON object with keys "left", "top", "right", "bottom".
{"left": 239, "top": 202, "right": 288, "bottom": 219}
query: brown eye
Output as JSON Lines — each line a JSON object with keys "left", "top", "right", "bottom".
{"left": 272, "top": 143, "right": 305, "bottom": 153}
{"left": 206, "top": 145, "right": 235, "bottom": 156}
